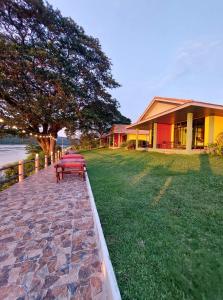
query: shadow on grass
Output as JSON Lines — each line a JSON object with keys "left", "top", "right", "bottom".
{"left": 199, "top": 153, "right": 213, "bottom": 174}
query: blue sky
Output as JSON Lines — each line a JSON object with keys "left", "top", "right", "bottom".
{"left": 49, "top": 0, "right": 223, "bottom": 123}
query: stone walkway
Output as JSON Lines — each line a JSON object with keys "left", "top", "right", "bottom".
{"left": 0, "top": 167, "right": 106, "bottom": 300}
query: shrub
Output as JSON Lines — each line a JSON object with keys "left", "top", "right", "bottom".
{"left": 216, "top": 132, "right": 223, "bottom": 155}
{"left": 120, "top": 141, "right": 128, "bottom": 148}
{"left": 127, "top": 140, "right": 136, "bottom": 150}
{"left": 25, "top": 143, "right": 42, "bottom": 155}
{"left": 26, "top": 143, "right": 61, "bottom": 155}
{"left": 207, "top": 143, "right": 218, "bottom": 155}
{"left": 207, "top": 132, "right": 223, "bottom": 155}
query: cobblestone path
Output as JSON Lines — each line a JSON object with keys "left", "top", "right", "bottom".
{"left": 0, "top": 167, "right": 106, "bottom": 300}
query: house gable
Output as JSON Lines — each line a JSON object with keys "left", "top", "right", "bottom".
{"left": 138, "top": 97, "right": 191, "bottom": 122}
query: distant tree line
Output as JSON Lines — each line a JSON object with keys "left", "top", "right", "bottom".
{"left": 0, "top": 135, "right": 33, "bottom": 145}
{"left": 0, "top": 135, "right": 70, "bottom": 146}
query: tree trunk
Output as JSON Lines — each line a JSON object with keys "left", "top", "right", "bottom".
{"left": 37, "top": 138, "right": 50, "bottom": 155}
{"left": 50, "top": 138, "right": 56, "bottom": 155}
{"left": 37, "top": 137, "right": 56, "bottom": 155}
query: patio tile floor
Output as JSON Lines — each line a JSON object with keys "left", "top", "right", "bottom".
{"left": 0, "top": 167, "right": 106, "bottom": 300}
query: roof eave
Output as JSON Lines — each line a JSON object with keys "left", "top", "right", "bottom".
{"left": 128, "top": 101, "right": 223, "bottom": 129}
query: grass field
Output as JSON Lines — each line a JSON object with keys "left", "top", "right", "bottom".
{"left": 84, "top": 149, "right": 223, "bottom": 300}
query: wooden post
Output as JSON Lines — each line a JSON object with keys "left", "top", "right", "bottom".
{"left": 18, "top": 160, "right": 24, "bottom": 182}
{"left": 45, "top": 155, "right": 48, "bottom": 168}
{"left": 113, "top": 134, "right": 115, "bottom": 148}
{"left": 35, "top": 153, "right": 39, "bottom": 173}
{"left": 51, "top": 151, "right": 54, "bottom": 164}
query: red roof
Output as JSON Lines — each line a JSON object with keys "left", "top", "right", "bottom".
{"left": 153, "top": 96, "right": 192, "bottom": 104}
{"left": 110, "top": 124, "right": 149, "bottom": 134}
{"left": 137, "top": 96, "right": 193, "bottom": 122}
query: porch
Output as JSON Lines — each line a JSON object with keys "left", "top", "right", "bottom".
{"left": 144, "top": 147, "right": 205, "bottom": 154}
{"left": 108, "top": 133, "right": 127, "bottom": 148}
{"left": 131, "top": 103, "right": 223, "bottom": 154}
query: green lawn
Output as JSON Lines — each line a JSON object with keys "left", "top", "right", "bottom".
{"left": 84, "top": 149, "right": 223, "bottom": 300}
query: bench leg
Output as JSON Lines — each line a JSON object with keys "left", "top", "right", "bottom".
{"left": 56, "top": 171, "right": 60, "bottom": 183}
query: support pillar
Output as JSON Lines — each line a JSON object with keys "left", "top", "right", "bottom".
{"left": 118, "top": 133, "right": 121, "bottom": 147}
{"left": 171, "top": 124, "right": 175, "bottom": 148}
{"left": 112, "top": 134, "right": 115, "bottom": 148}
{"left": 153, "top": 123, "right": 157, "bottom": 149}
{"left": 136, "top": 129, "right": 139, "bottom": 150}
{"left": 108, "top": 136, "right": 111, "bottom": 148}
{"left": 149, "top": 128, "right": 152, "bottom": 147}
{"left": 186, "top": 112, "right": 193, "bottom": 152}
{"left": 208, "top": 116, "right": 215, "bottom": 144}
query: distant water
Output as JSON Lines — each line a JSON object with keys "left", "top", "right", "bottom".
{"left": 0, "top": 145, "right": 27, "bottom": 167}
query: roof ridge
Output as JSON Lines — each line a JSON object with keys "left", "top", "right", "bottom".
{"left": 154, "top": 96, "right": 193, "bottom": 103}
{"left": 154, "top": 96, "right": 223, "bottom": 106}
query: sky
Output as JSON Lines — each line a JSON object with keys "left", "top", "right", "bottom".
{"left": 49, "top": 0, "right": 223, "bottom": 123}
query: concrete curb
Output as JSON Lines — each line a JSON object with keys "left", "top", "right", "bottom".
{"left": 85, "top": 171, "right": 122, "bottom": 300}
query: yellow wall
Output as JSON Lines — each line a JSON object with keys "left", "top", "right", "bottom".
{"left": 204, "top": 116, "right": 223, "bottom": 145}
{"left": 127, "top": 134, "right": 148, "bottom": 141}
{"left": 215, "top": 116, "right": 223, "bottom": 139}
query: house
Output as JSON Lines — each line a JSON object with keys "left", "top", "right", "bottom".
{"left": 100, "top": 124, "right": 149, "bottom": 148}
{"left": 127, "top": 96, "right": 223, "bottom": 153}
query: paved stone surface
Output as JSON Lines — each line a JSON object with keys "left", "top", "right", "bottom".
{"left": 0, "top": 167, "right": 106, "bottom": 300}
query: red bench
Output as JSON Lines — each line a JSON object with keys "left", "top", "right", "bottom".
{"left": 55, "top": 162, "right": 85, "bottom": 182}
{"left": 61, "top": 154, "right": 84, "bottom": 159}
{"left": 60, "top": 158, "right": 86, "bottom": 165}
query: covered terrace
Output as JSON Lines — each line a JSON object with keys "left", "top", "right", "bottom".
{"left": 100, "top": 124, "right": 149, "bottom": 149}
{"left": 128, "top": 100, "right": 223, "bottom": 153}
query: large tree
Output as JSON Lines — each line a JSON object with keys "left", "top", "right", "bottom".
{"left": 0, "top": 0, "right": 120, "bottom": 154}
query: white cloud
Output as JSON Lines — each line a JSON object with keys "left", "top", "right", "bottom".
{"left": 148, "top": 39, "right": 223, "bottom": 90}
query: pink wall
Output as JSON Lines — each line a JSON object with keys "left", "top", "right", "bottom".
{"left": 157, "top": 124, "right": 172, "bottom": 148}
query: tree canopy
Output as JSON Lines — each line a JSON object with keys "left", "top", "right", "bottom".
{"left": 67, "top": 100, "right": 131, "bottom": 137}
{"left": 0, "top": 0, "right": 126, "bottom": 153}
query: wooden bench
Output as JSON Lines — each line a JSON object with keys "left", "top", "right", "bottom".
{"left": 61, "top": 154, "right": 84, "bottom": 159}
{"left": 55, "top": 162, "right": 85, "bottom": 183}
